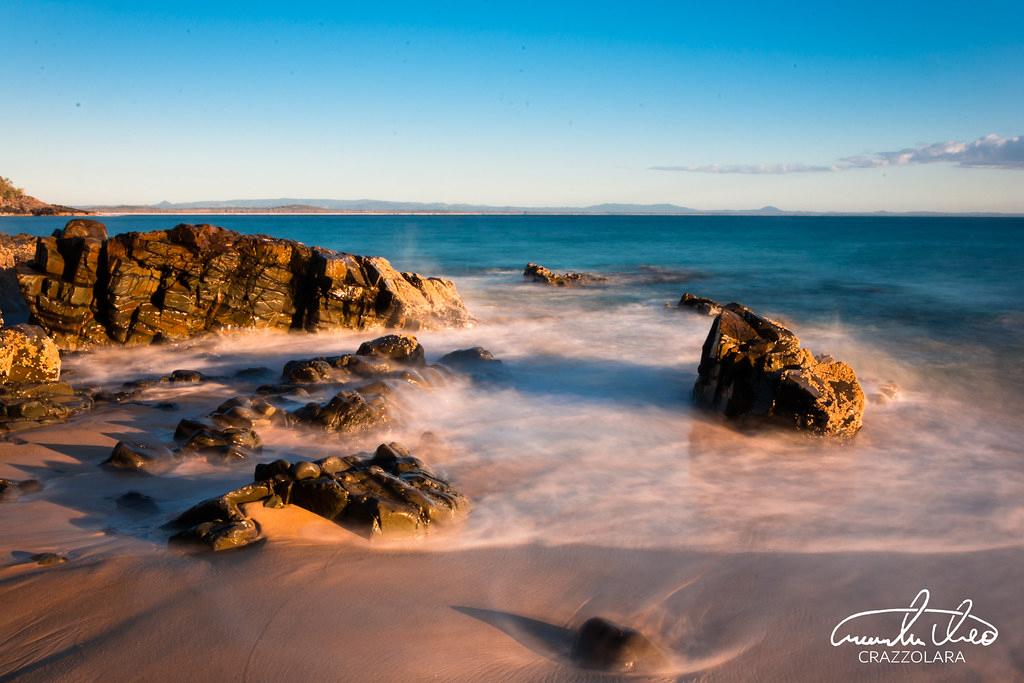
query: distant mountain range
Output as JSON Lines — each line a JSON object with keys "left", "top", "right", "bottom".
{"left": 80, "top": 198, "right": 1021, "bottom": 216}
{"left": 1, "top": 175, "right": 1020, "bottom": 216}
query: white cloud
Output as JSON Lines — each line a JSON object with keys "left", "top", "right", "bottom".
{"left": 653, "top": 134, "right": 1024, "bottom": 174}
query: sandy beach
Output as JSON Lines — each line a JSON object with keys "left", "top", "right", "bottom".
{"left": 2, "top": 405, "right": 1022, "bottom": 683}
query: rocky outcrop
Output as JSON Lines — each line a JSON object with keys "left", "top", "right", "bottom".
{"left": 16, "top": 221, "right": 471, "bottom": 350}
{"left": 169, "top": 442, "right": 467, "bottom": 550}
{"left": 678, "top": 292, "right": 722, "bottom": 316}
{"left": 523, "top": 263, "right": 607, "bottom": 287}
{"left": 0, "top": 176, "right": 89, "bottom": 216}
{"left": 693, "top": 303, "right": 865, "bottom": 438}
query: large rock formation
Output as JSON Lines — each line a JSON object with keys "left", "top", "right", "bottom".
{"left": 16, "top": 221, "right": 471, "bottom": 349}
{"left": 168, "top": 443, "right": 467, "bottom": 550}
{"left": 693, "top": 303, "right": 865, "bottom": 438}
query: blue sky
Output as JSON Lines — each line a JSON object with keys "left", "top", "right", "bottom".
{"left": 3, "top": 1, "right": 1023, "bottom": 211}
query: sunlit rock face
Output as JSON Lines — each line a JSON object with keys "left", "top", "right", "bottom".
{"left": 694, "top": 303, "right": 865, "bottom": 438}
{"left": 16, "top": 221, "right": 471, "bottom": 349}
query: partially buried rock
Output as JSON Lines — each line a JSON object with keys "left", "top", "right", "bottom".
{"left": 693, "top": 303, "right": 865, "bottom": 438}
{"left": 169, "top": 442, "right": 467, "bottom": 551}
{"left": 523, "top": 263, "right": 607, "bottom": 287}
{"left": 573, "top": 617, "right": 666, "bottom": 673}
{"left": 30, "top": 552, "right": 68, "bottom": 566}
{"left": 678, "top": 292, "right": 722, "bottom": 316}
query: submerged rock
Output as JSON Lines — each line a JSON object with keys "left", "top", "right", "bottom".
{"left": 438, "top": 346, "right": 501, "bottom": 370}
{"left": 16, "top": 220, "right": 472, "bottom": 350}
{"left": 116, "top": 491, "right": 160, "bottom": 514}
{"left": 169, "top": 442, "right": 467, "bottom": 550}
{"left": 678, "top": 292, "right": 723, "bottom": 316}
{"left": 573, "top": 617, "right": 666, "bottom": 673}
{"left": 523, "top": 263, "right": 607, "bottom": 287}
{"left": 693, "top": 303, "right": 865, "bottom": 438}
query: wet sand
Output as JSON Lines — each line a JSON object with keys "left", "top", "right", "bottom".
{"left": 1, "top": 394, "right": 1022, "bottom": 681}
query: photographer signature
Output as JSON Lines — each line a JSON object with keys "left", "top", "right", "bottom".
{"left": 831, "top": 589, "right": 998, "bottom": 648}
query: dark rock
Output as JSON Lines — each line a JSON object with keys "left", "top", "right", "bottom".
{"left": 254, "top": 459, "right": 292, "bottom": 481}
{"left": 116, "top": 491, "right": 160, "bottom": 514}
{"left": 176, "top": 422, "right": 262, "bottom": 462}
{"left": 168, "top": 369, "right": 205, "bottom": 383}
{"left": 152, "top": 401, "right": 180, "bottom": 411}
{"left": 209, "top": 396, "right": 287, "bottom": 430}
{"left": 356, "top": 334, "right": 425, "bottom": 365}
{"left": 17, "top": 221, "right": 471, "bottom": 350}
{"left": 30, "top": 552, "right": 68, "bottom": 566}
{"left": 92, "top": 389, "right": 142, "bottom": 404}
{"left": 0, "top": 381, "right": 93, "bottom": 433}
{"left": 438, "top": 347, "right": 502, "bottom": 374}
{"left": 282, "top": 358, "right": 334, "bottom": 384}
{"left": 170, "top": 443, "right": 467, "bottom": 551}
{"left": 573, "top": 617, "right": 666, "bottom": 673}
{"left": 292, "top": 461, "right": 321, "bottom": 480}
{"left": 693, "top": 303, "right": 865, "bottom": 438}
{"left": 104, "top": 440, "right": 175, "bottom": 471}
{"left": 290, "top": 388, "right": 391, "bottom": 434}
{"left": 678, "top": 292, "right": 723, "bottom": 316}
{"left": 524, "top": 263, "right": 607, "bottom": 287}
{"left": 0, "top": 477, "right": 42, "bottom": 499}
